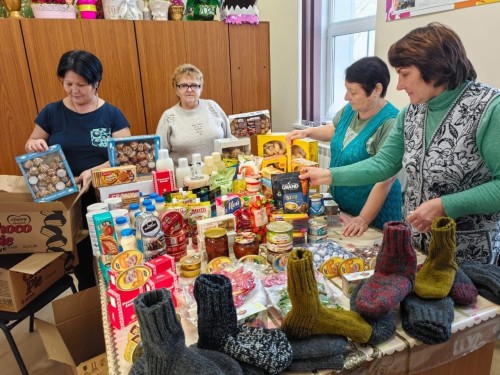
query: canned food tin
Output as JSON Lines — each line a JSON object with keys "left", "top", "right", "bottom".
{"left": 319, "top": 257, "right": 344, "bottom": 279}
{"left": 308, "top": 218, "right": 328, "bottom": 236}
{"left": 180, "top": 268, "right": 201, "bottom": 278}
{"left": 308, "top": 233, "right": 327, "bottom": 243}
{"left": 339, "top": 257, "right": 365, "bottom": 275}
{"left": 266, "top": 249, "right": 291, "bottom": 272}
{"left": 164, "top": 229, "right": 186, "bottom": 247}
{"left": 180, "top": 254, "right": 202, "bottom": 271}
{"left": 266, "top": 221, "right": 293, "bottom": 253}
{"left": 111, "top": 250, "right": 143, "bottom": 272}
{"left": 206, "top": 256, "right": 233, "bottom": 273}
{"left": 116, "top": 265, "right": 151, "bottom": 291}
{"left": 309, "top": 193, "right": 325, "bottom": 216}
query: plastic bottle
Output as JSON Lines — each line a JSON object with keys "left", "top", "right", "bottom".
{"left": 176, "top": 157, "right": 191, "bottom": 188}
{"left": 149, "top": 193, "right": 158, "bottom": 202}
{"left": 156, "top": 149, "right": 175, "bottom": 172}
{"left": 191, "top": 153, "right": 203, "bottom": 177}
{"left": 202, "top": 156, "right": 217, "bottom": 176}
{"left": 211, "top": 152, "right": 225, "bottom": 171}
{"left": 120, "top": 228, "right": 138, "bottom": 251}
{"left": 128, "top": 203, "right": 141, "bottom": 227}
{"left": 115, "top": 216, "right": 131, "bottom": 248}
{"left": 141, "top": 199, "right": 152, "bottom": 212}
{"left": 155, "top": 196, "right": 165, "bottom": 214}
{"left": 145, "top": 204, "right": 158, "bottom": 217}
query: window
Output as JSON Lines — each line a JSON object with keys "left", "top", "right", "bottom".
{"left": 323, "top": 0, "right": 377, "bottom": 120}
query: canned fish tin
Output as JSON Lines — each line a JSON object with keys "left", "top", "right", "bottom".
{"left": 308, "top": 233, "right": 327, "bottom": 243}
{"left": 308, "top": 218, "right": 328, "bottom": 236}
{"left": 266, "top": 249, "right": 290, "bottom": 272}
{"left": 116, "top": 265, "right": 151, "bottom": 291}
{"left": 266, "top": 221, "right": 293, "bottom": 253}
{"left": 308, "top": 194, "right": 325, "bottom": 216}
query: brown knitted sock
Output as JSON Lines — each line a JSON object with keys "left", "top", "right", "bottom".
{"left": 415, "top": 217, "right": 458, "bottom": 299}
{"left": 281, "top": 249, "right": 372, "bottom": 343}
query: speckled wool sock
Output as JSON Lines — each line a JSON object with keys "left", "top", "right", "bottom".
{"left": 460, "top": 261, "right": 500, "bottom": 304}
{"left": 415, "top": 217, "right": 458, "bottom": 299}
{"left": 449, "top": 267, "right": 478, "bottom": 306}
{"left": 350, "top": 280, "right": 396, "bottom": 345}
{"left": 356, "top": 221, "right": 416, "bottom": 319}
{"left": 194, "top": 274, "right": 293, "bottom": 374}
{"left": 132, "top": 289, "right": 225, "bottom": 375}
{"left": 400, "top": 293, "right": 454, "bottom": 345}
{"left": 281, "top": 249, "right": 372, "bottom": 343}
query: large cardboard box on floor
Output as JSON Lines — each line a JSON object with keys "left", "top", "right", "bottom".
{"left": 0, "top": 252, "right": 68, "bottom": 312}
{"left": 0, "top": 175, "right": 83, "bottom": 255}
{"left": 36, "top": 287, "right": 108, "bottom": 375}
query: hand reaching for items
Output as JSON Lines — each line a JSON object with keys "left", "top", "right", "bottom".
{"left": 407, "top": 198, "right": 445, "bottom": 233}
{"left": 342, "top": 216, "right": 369, "bottom": 237}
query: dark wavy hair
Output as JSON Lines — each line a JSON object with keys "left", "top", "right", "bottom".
{"left": 57, "top": 50, "right": 103, "bottom": 88}
{"left": 345, "top": 56, "right": 390, "bottom": 98}
{"left": 388, "top": 22, "right": 476, "bottom": 90}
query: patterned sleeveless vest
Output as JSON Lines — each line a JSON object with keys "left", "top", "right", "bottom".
{"left": 403, "top": 81, "right": 500, "bottom": 265}
{"left": 330, "top": 103, "right": 402, "bottom": 229}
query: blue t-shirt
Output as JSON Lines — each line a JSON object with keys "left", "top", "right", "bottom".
{"left": 35, "top": 101, "right": 129, "bottom": 176}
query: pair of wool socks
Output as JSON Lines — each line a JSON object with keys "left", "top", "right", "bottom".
{"left": 194, "top": 274, "right": 293, "bottom": 374}
{"left": 355, "top": 221, "right": 417, "bottom": 319}
{"left": 130, "top": 288, "right": 243, "bottom": 375}
{"left": 414, "top": 217, "right": 458, "bottom": 299}
{"left": 461, "top": 261, "right": 500, "bottom": 304}
{"left": 280, "top": 248, "right": 372, "bottom": 343}
{"left": 287, "top": 335, "right": 347, "bottom": 372}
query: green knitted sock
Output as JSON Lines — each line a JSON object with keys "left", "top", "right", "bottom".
{"left": 281, "top": 249, "right": 372, "bottom": 343}
{"left": 415, "top": 217, "right": 458, "bottom": 299}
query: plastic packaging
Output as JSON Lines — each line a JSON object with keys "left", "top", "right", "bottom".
{"left": 202, "top": 156, "right": 217, "bottom": 176}
{"left": 115, "top": 216, "right": 131, "bottom": 247}
{"left": 120, "top": 228, "right": 138, "bottom": 251}
{"left": 141, "top": 199, "right": 152, "bottom": 212}
{"left": 157, "top": 149, "right": 175, "bottom": 172}
{"left": 145, "top": 204, "right": 159, "bottom": 217}
{"left": 176, "top": 157, "right": 191, "bottom": 188}
{"left": 129, "top": 203, "right": 141, "bottom": 227}
{"left": 155, "top": 196, "right": 165, "bottom": 214}
{"left": 211, "top": 152, "right": 225, "bottom": 171}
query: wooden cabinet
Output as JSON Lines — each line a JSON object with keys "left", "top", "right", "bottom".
{"left": 0, "top": 20, "right": 270, "bottom": 176}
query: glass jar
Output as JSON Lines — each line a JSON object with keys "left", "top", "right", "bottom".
{"left": 204, "top": 228, "right": 229, "bottom": 261}
{"left": 233, "top": 232, "right": 259, "bottom": 259}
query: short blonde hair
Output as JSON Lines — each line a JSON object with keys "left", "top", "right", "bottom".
{"left": 172, "top": 64, "right": 204, "bottom": 88}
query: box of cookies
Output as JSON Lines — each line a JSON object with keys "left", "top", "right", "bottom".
{"left": 214, "top": 138, "right": 252, "bottom": 167}
{"left": 228, "top": 110, "right": 271, "bottom": 138}
{"left": 92, "top": 165, "right": 137, "bottom": 188}
{"left": 108, "top": 135, "right": 160, "bottom": 177}
{"left": 15, "top": 144, "right": 78, "bottom": 203}
{"left": 291, "top": 138, "right": 319, "bottom": 163}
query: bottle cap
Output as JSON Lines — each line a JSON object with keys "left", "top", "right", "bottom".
{"left": 159, "top": 149, "right": 170, "bottom": 160}
{"left": 211, "top": 152, "right": 221, "bottom": 161}
{"left": 204, "top": 156, "right": 214, "bottom": 165}
{"left": 121, "top": 228, "right": 133, "bottom": 237}
{"left": 192, "top": 153, "right": 202, "bottom": 164}
{"left": 129, "top": 203, "right": 140, "bottom": 210}
{"left": 155, "top": 196, "right": 165, "bottom": 203}
{"left": 149, "top": 193, "right": 158, "bottom": 200}
{"left": 116, "top": 216, "right": 127, "bottom": 225}
{"left": 142, "top": 199, "right": 152, "bottom": 207}
{"left": 145, "top": 205, "right": 156, "bottom": 212}
{"left": 178, "top": 157, "right": 189, "bottom": 168}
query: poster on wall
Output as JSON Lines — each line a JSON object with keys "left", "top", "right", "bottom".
{"left": 386, "top": 0, "right": 500, "bottom": 21}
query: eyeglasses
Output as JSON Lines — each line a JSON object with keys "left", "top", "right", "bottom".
{"left": 176, "top": 83, "right": 202, "bottom": 91}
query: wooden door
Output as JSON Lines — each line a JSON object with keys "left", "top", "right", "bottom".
{"left": 0, "top": 19, "right": 39, "bottom": 176}
{"left": 21, "top": 19, "right": 146, "bottom": 136}
{"left": 228, "top": 22, "right": 271, "bottom": 116}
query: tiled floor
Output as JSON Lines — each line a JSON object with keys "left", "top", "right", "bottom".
{"left": 1, "top": 289, "right": 499, "bottom": 374}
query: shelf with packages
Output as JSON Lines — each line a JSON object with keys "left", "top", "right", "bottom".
{"left": 96, "top": 213, "right": 499, "bottom": 375}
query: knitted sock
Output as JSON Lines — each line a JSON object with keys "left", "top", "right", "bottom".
{"left": 449, "top": 267, "right": 478, "bottom": 306}
{"left": 415, "top": 217, "right": 458, "bottom": 299}
{"left": 238, "top": 361, "right": 267, "bottom": 375}
{"left": 288, "top": 354, "right": 345, "bottom": 372}
{"left": 190, "top": 347, "right": 243, "bottom": 375}
{"left": 280, "top": 249, "right": 372, "bottom": 343}
{"left": 350, "top": 280, "right": 396, "bottom": 345}
{"left": 355, "top": 221, "right": 416, "bottom": 319}
{"left": 400, "top": 293, "right": 454, "bottom": 345}
{"left": 194, "top": 274, "right": 292, "bottom": 374}
{"left": 133, "top": 289, "right": 225, "bottom": 375}
{"left": 289, "top": 335, "right": 347, "bottom": 360}
{"left": 129, "top": 356, "right": 146, "bottom": 375}
{"left": 460, "top": 261, "right": 500, "bottom": 304}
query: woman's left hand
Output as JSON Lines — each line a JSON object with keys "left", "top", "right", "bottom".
{"left": 76, "top": 169, "right": 93, "bottom": 187}
{"left": 407, "top": 198, "right": 445, "bottom": 233}
{"left": 342, "top": 216, "right": 369, "bottom": 237}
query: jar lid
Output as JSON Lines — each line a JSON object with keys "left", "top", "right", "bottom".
{"left": 235, "top": 231, "right": 256, "bottom": 244}
{"left": 204, "top": 227, "right": 227, "bottom": 239}
{"left": 266, "top": 221, "right": 293, "bottom": 233}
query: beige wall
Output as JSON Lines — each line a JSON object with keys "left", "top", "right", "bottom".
{"left": 375, "top": 0, "right": 500, "bottom": 109}
{"left": 259, "top": 0, "right": 301, "bottom": 132}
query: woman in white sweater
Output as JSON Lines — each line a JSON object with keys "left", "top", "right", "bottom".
{"left": 156, "top": 64, "right": 232, "bottom": 164}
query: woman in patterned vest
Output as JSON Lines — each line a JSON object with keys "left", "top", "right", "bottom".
{"left": 300, "top": 23, "right": 500, "bottom": 265}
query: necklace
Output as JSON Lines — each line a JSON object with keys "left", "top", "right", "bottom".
{"left": 69, "top": 95, "right": 99, "bottom": 113}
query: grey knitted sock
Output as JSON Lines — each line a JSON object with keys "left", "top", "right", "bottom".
{"left": 194, "top": 274, "right": 293, "bottom": 374}
{"left": 400, "top": 293, "right": 454, "bottom": 345}
{"left": 460, "top": 261, "right": 500, "bottom": 304}
{"left": 289, "top": 335, "right": 347, "bottom": 359}
{"left": 190, "top": 346, "right": 243, "bottom": 375}
{"left": 449, "top": 267, "right": 478, "bottom": 306}
{"left": 129, "top": 356, "right": 146, "bottom": 375}
{"left": 238, "top": 361, "right": 267, "bottom": 375}
{"left": 287, "top": 354, "right": 345, "bottom": 372}
{"left": 134, "top": 288, "right": 225, "bottom": 375}
{"left": 350, "top": 280, "right": 396, "bottom": 345}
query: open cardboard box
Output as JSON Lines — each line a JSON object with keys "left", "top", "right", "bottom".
{"left": 0, "top": 252, "right": 68, "bottom": 312}
{"left": 0, "top": 175, "right": 84, "bottom": 255}
{"left": 36, "top": 287, "right": 108, "bottom": 375}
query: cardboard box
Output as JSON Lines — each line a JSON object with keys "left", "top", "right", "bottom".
{"left": 92, "top": 165, "right": 137, "bottom": 188}
{"left": 107, "top": 287, "right": 140, "bottom": 329}
{"left": 291, "top": 138, "right": 319, "bottom": 163}
{"left": 0, "top": 252, "right": 68, "bottom": 312}
{"left": 251, "top": 133, "right": 290, "bottom": 159}
{"left": 35, "top": 287, "right": 108, "bottom": 375}
{"left": 341, "top": 270, "right": 374, "bottom": 297}
{"left": 0, "top": 176, "right": 83, "bottom": 254}
{"left": 15, "top": 144, "right": 79, "bottom": 203}
{"left": 98, "top": 179, "right": 154, "bottom": 202}
{"left": 108, "top": 135, "right": 160, "bottom": 177}
{"left": 228, "top": 110, "right": 271, "bottom": 138}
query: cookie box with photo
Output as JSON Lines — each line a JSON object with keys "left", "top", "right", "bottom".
{"left": 108, "top": 135, "right": 160, "bottom": 177}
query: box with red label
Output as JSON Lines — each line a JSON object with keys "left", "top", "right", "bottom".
{"left": 152, "top": 170, "right": 176, "bottom": 195}
{"left": 145, "top": 271, "right": 176, "bottom": 291}
{"left": 144, "top": 254, "right": 175, "bottom": 275}
{"left": 107, "top": 287, "right": 144, "bottom": 329}
{"left": 92, "top": 165, "right": 137, "bottom": 188}
{"left": 98, "top": 179, "right": 154, "bottom": 203}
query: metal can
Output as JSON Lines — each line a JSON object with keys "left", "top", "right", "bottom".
{"left": 266, "top": 221, "right": 293, "bottom": 253}
{"left": 308, "top": 193, "right": 325, "bottom": 216}
{"left": 308, "top": 218, "right": 328, "bottom": 236}
{"left": 308, "top": 233, "right": 327, "bottom": 244}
